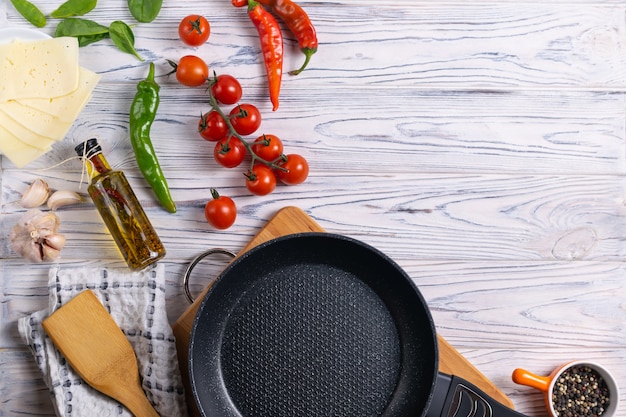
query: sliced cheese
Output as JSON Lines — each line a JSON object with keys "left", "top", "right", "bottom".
{"left": 0, "top": 101, "right": 72, "bottom": 140}
{"left": 0, "top": 109, "right": 56, "bottom": 150}
{"left": 0, "top": 37, "right": 101, "bottom": 167}
{"left": 0, "top": 124, "right": 49, "bottom": 168}
{"left": 17, "top": 67, "right": 101, "bottom": 123}
{"left": 0, "top": 37, "right": 79, "bottom": 101}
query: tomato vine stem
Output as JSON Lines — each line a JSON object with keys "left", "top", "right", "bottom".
{"left": 205, "top": 80, "right": 287, "bottom": 172}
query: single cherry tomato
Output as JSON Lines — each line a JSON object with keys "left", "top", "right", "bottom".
{"left": 231, "top": 0, "right": 247, "bottom": 6}
{"left": 230, "top": 103, "right": 261, "bottom": 136}
{"left": 245, "top": 164, "right": 276, "bottom": 196}
{"left": 214, "top": 136, "right": 247, "bottom": 168}
{"left": 211, "top": 74, "right": 242, "bottom": 105}
{"left": 275, "top": 154, "right": 309, "bottom": 185}
{"left": 178, "top": 15, "right": 210, "bottom": 47}
{"left": 204, "top": 188, "right": 236, "bottom": 229}
{"left": 168, "top": 55, "right": 208, "bottom": 87}
{"left": 198, "top": 111, "right": 228, "bottom": 142}
{"left": 251, "top": 134, "right": 283, "bottom": 162}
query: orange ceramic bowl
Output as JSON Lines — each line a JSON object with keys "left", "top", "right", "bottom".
{"left": 513, "top": 361, "right": 618, "bottom": 417}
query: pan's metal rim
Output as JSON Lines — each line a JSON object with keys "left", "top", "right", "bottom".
{"left": 188, "top": 231, "right": 439, "bottom": 417}
{"left": 183, "top": 248, "right": 237, "bottom": 304}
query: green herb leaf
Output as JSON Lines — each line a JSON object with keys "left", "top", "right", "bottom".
{"left": 109, "top": 20, "right": 144, "bottom": 61}
{"left": 55, "top": 18, "right": 109, "bottom": 36}
{"left": 50, "top": 0, "right": 97, "bottom": 18}
{"left": 54, "top": 18, "right": 110, "bottom": 46}
{"left": 127, "top": 0, "right": 162, "bottom": 23}
{"left": 74, "top": 32, "right": 109, "bottom": 47}
{"left": 9, "top": 0, "right": 46, "bottom": 28}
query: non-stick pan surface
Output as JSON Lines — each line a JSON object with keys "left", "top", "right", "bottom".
{"left": 189, "top": 232, "right": 439, "bottom": 417}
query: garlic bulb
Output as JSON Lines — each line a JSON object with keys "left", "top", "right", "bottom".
{"left": 10, "top": 209, "right": 66, "bottom": 262}
{"left": 18, "top": 179, "right": 50, "bottom": 208}
{"left": 47, "top": 190, "right": 82, "bottom": 210}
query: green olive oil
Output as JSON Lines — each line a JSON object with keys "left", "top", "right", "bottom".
{"left": 75, "top": 138, "right": 166, "bottom": 270}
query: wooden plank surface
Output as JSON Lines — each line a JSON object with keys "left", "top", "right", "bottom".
{"left": 1, "top": 0, "right": 626, "bottom": 416}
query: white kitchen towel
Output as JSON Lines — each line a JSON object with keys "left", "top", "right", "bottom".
{"left": 18, "top": 264, "right": 189, "bottom": 417}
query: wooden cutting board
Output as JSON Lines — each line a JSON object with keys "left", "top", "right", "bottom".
{"left": 173, "top": 206, "right": 514, "bottom": 415}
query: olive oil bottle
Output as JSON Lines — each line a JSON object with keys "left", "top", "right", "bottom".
{"left": 75, "top": 138, "right": 166, "bottom": 270}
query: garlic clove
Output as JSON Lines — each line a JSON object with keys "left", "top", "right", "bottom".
{"left": 44, "top": 233, "right": 66, "bottom": 251}
{"left": 19, "top": 179, "right": 50, "bottom": 208}
{"left": 26, "top": 242, "right": 45, "bottom": 263}
{"left": 47, "top": 190, "right": 82, "bottom": 211}
{"left": 41, "top": 242, "right": 61, "bottom": 262}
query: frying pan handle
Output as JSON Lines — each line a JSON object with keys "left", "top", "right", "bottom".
{"left": 183, "top": 248, "right": 236, "bottom": 303}
{"left": 426, "top": 373, "right": 529, "bottom": 417}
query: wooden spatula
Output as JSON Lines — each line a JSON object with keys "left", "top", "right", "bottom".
{"left": 42, "top": 289, "right": 160, "bottom": 417}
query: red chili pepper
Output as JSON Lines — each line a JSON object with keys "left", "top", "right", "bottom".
{"left": 247, "top": 0, "right": 283, "bottom": 111}
{"left": 233, "top": 0, "right": 317, "bottom": 76}
{"left": 259, "top": 0, "right": 317, "bottom": 75}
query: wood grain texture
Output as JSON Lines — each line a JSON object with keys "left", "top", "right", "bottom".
{"left": 1, "top": 0, "right": 625, "bottom": 416}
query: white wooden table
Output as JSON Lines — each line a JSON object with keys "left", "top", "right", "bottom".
{"left": 1, "top": 0, "right": 625, "bottom": 416}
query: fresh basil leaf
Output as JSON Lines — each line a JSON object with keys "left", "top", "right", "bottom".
{"left": 50, "top": 0, "right": 97, "bottom": 18}
{"left": 109, "top": 20, "right": 143, "bottom": 61}
{"left": 127, "top": 0, "right": 162, "bottom": 23}
{"left": 9, "top": 0, "right": 46, "bottom": 28}
{"left": 55, "top": 18, "right": 109, "bottom": 37}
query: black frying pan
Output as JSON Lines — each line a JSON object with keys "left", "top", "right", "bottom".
{"left": 189, "top": 233, "right": 528, "bottom": 417}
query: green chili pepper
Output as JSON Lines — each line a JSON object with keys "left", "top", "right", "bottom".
{"left": 129, "top": 62, "right": 176, "bottom": 213}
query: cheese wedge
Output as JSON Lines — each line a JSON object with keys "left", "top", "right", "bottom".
{"left": 17, "top": 67, "right": 101, "bottom": 123}
{"left": 0, "top": 109, "right": 56, "bottom": 150}
{"left": 0, "top": 37, "right": 79, "bottom": 101}
{"left": 0, "top": 124, "right": 50, "bottom": 168}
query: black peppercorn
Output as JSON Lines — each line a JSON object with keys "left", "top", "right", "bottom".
{"left": 552, "top": 365, "right": 611, "bottom": 417}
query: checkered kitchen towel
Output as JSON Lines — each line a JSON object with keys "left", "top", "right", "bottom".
{"left": 18, "top": 264, "right": 188, "bottom": 417}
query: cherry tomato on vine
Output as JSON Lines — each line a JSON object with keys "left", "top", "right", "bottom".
{"left": 251, "top": 134, "right": 283, "bottom": 162}
{"left": 275, "top": 154, "right": 309, "bottom": 185}
{"left": 214, "top": 136, "right": 247, "bottom": 168}
{"left": 230, "top": 103, "right": 261, "bottom": 136}
{"left": 211, "top": 74, "right": 242, "bottom": 105}
{"left": 245, "top": 164, "right": 276, "bottom": 196}
{"left": 178, "top": 15, "right": 210, "bottom": 47}
{"left": 204, "top": 188, "right": 236, "bottom": 229}
{"left": 167, "top": 55, "right": 208, "bottom": 87}
{"left": 198, "top": 111, "right": 228, "bottom": 141}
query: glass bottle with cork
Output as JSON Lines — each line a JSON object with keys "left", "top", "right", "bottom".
{"left": 75, "top": 138, "right": 166, "bottom": 270}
